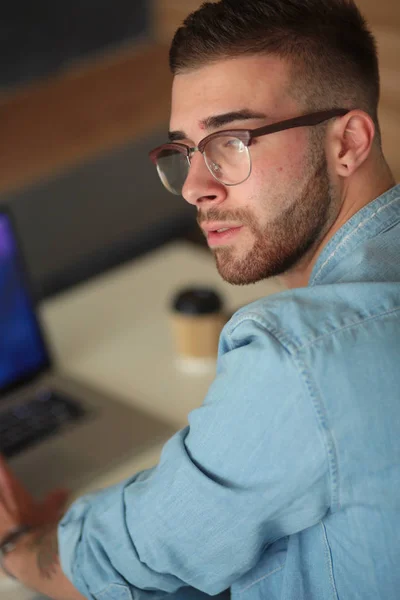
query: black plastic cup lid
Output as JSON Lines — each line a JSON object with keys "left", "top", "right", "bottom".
{"left": 171, "top": 287, "right": 223, "bottom": 315}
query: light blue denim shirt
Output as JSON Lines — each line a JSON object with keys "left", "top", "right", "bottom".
{"left": 59, "top": 184, "right": 400, "bottom": 600}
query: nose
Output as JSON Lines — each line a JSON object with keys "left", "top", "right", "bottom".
{"left": 182, "top": 152, "right": 228, "bottom": 207}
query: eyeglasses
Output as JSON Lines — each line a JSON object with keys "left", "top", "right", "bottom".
{"left": 149, "top": 109, "right": 349, "bottom": 195}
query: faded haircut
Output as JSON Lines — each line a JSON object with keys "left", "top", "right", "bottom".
{"left": 170, "top": 0, "right": 381, "bottom": 140}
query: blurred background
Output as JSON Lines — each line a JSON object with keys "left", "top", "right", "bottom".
{"left": 0, "top": 0, "right": 398, "bottom": 301}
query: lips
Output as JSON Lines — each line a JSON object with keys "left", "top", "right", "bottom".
{"left": 202, "top": 224, "right": 243, "bottom": 247}
{"left": 201, "top": 222, "right": 242, "bottom": 234}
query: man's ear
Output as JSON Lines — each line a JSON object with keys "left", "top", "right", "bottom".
{"left": 329, "top": 110, "right": 376, "bottom": 178}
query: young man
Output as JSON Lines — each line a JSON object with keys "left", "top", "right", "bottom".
{"left": 1, "top": 0, "right": 399, "bottom": 598}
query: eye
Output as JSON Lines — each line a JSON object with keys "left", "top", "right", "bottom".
{"left": 224, "top": 138, "right": 246, "bottom": 152}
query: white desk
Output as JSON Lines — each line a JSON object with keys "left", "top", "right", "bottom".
{"left": 0, "top": 241, "right": 284, "bottom": 598}
{"left": 41, "top": 241, "right": 283, "bottom": 487}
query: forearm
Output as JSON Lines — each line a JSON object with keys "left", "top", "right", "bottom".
{"left": 3, "top": 525, "right": 86, "bottom": 600}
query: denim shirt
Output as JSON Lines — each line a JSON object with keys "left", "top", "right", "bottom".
{"left": 59, "top": 184, "right": 400, "bottom": 600}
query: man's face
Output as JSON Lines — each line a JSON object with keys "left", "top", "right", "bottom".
{"left": 170, "top": 55, "right": 337, "bottom": 285}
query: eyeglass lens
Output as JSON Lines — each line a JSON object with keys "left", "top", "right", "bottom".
{"left": 156, "top": 136, "right": 251, "bottom": 195}
{"left": 156, "top": 149, "right": 189, "bottom": 195}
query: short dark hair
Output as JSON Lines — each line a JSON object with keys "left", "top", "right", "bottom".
{"left": 170, "top": 0, "right": 380, "bottom": 130}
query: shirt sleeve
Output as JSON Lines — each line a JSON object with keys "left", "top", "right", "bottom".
{"left": 58, "top": 312, "right": 331, "bottom": 599}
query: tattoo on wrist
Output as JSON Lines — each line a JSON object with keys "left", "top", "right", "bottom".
{"left": 30, "top": 526, "right": 60, "bottom": 580}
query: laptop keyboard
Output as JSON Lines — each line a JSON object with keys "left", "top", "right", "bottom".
{"left": 0, "top": 390, "right": 86, "bottom": 458}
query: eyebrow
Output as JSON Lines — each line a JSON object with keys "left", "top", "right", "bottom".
{"left": 168, "top": 109, "right": 267, "bottom": 142}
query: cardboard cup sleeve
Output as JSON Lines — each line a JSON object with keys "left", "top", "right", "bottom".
{"left": 169, "top": 287, "right": 227, "bottom": 359}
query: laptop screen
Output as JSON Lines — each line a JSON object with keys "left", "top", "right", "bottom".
{"left": 0, "top": 212, "right": 49, "bottom": 394}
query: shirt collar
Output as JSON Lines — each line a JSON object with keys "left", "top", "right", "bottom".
{"left": 310, "top": 184, "right": 400, "bottom": 286}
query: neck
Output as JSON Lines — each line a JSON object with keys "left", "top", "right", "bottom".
{"left": 279, "top": 158, "right": 396, "bottom": 289}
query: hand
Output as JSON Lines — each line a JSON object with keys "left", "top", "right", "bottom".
{"left": 0, "top": 458, "right": 85, "bottom": 599}
{"left": 0, "top": 455, "right": 69, "bottom": 544}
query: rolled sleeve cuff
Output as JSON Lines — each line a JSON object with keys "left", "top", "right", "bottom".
{"left": 58, "top": 493, "right": 96, "bottom": 597}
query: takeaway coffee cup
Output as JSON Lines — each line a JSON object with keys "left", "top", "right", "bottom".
{"left": 170, "top": 287, "right": 226, "bottom": 365}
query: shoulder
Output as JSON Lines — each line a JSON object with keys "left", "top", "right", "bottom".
{"left": 221, "top": 282, "right": 400, "bottom": 356}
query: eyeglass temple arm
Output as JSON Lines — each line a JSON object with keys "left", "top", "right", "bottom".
{"left": 250, "top": 109, "right": 350, "bottom": 140}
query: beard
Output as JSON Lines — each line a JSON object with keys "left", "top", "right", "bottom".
{"left": 197, "top": 150, "right": 337, "bottom": 285}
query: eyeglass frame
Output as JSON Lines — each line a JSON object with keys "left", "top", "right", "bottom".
{"left": 149, "top": 108, "right": 350, "bottom": 189}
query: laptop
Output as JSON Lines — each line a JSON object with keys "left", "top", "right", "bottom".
{"left": 0, "top": 207, "right": 174, "bottom": 500}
